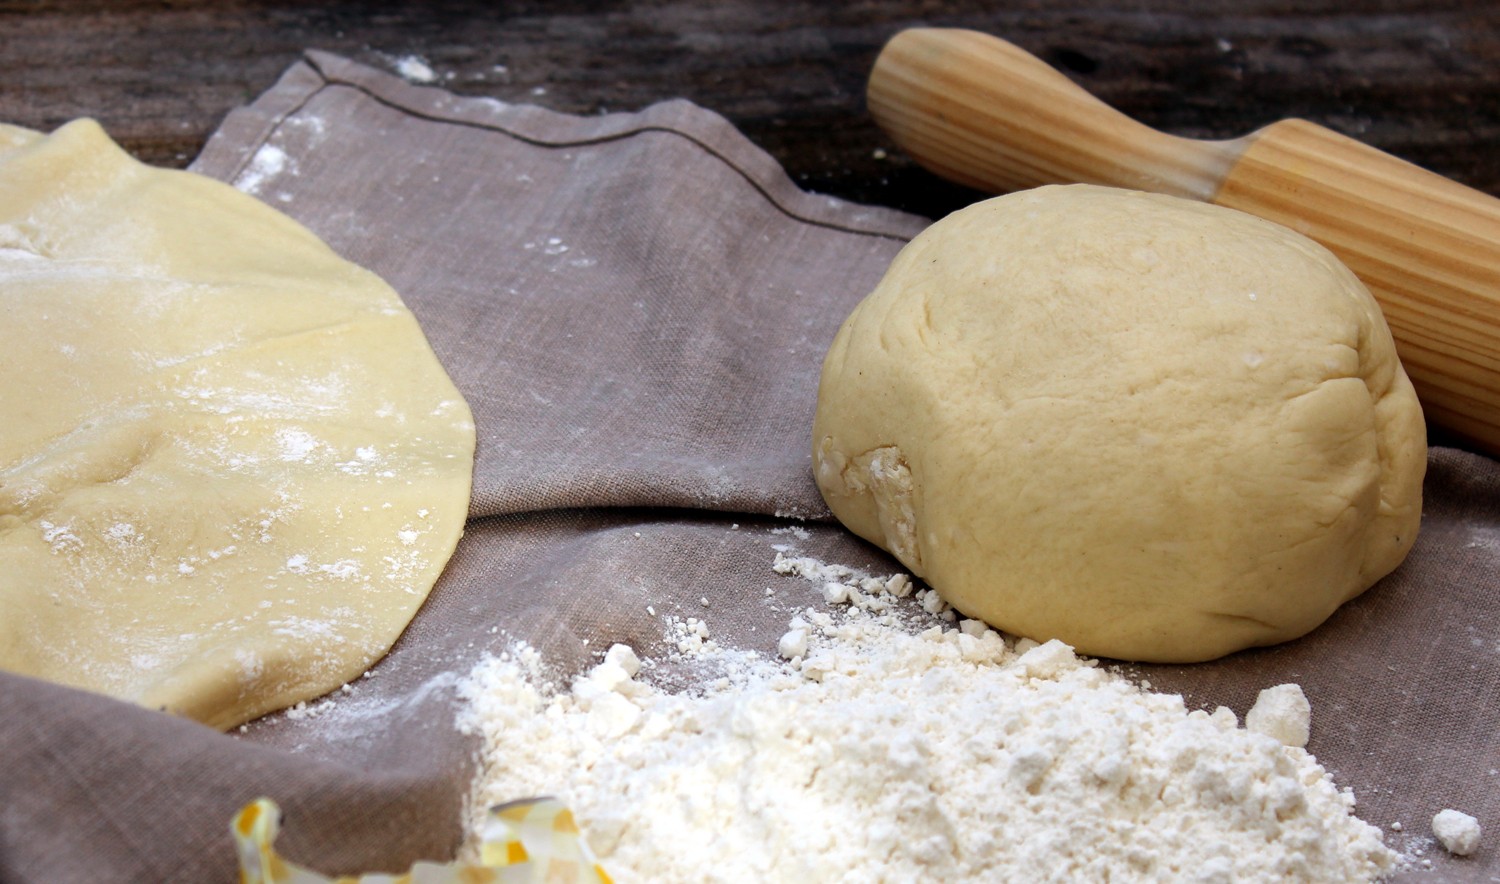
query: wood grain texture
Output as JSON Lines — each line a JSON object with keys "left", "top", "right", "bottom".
{"left": 867, "top": 28, "right": 1242, "bottom": 200}
{"left": 870, "top": 27, "right": 1500, "bottom": 455}
{"left": 3, "top": 1, "right": 1497, "bottom": 220}
{"left": 1217, "top": 119, "right": 1500, "bottom": 453}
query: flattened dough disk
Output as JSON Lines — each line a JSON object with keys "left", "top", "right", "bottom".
{"left": 0, "top": 120, "right": 476, "bottom": 730}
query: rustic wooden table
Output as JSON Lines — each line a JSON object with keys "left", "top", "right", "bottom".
{"left": 5, "top": 1, "right": 1497, "bottom": 225}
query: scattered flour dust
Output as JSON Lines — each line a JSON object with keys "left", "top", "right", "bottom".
{"left": 234, "top": 144, "right": 291, "bottom": 195}
{"left": 392, "top": 54, "right": 437, "bottom": 83}
{"left": 456, "top": 550, "right": 1396, "bottom": 883}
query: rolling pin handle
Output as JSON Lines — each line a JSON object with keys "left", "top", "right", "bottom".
{"left": 867, "top": 27, "right": 1500, "bottom": 457}
{"left": 867, "top": 28, "right": 1242, "bottom": 202}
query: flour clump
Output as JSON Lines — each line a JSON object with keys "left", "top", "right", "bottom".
{"left": 813, "top": 184, "right": 1426, "bottom": 662}
{"left": 457, "top": 547, "right": 1396, "bottom": 883}
{"left": 1246, "top": 683, "right": 1312, "bottom": 748}
{"left": 1432, "top": 808, "right": 1481, "bottom": 856}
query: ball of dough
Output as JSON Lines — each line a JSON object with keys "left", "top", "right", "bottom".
{"left": 812, "top": 185, "right": 1425, "bottom": 662}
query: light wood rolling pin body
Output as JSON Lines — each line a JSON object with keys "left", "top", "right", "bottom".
{"left": 868, "top": 27, "right": 1500, "bottom": 456}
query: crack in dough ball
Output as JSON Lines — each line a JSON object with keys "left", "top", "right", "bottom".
{"left": 813, "top": 185, "right": 1425, "bottom": 662}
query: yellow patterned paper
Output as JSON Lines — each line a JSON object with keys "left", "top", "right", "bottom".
{"left": 232, "top": 797, "right": 611, "bottom": 884}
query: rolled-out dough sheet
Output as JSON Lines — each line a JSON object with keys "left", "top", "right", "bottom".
{"left": 0, "top": 119, "right": 475, "bottom": 730}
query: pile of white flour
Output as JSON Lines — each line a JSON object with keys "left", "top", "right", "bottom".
{"left": 456, "top": 550, "right": 1395, "bottom": 883}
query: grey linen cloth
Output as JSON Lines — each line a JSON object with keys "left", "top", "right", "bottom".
{"left": 0, "top": 51, "right": 1495, "bottom": 882}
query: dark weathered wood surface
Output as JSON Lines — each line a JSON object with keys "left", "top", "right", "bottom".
{"left": 3, "top": 1, "right": 1497, "bottom": 223}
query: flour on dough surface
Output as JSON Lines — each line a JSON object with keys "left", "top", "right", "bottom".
{"left": 0, "top": 119, "right": 474, "bottom": 730}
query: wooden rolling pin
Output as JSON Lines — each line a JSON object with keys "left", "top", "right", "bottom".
{"left": 868, "top": 27, "right": 1500, "bottom": 456}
